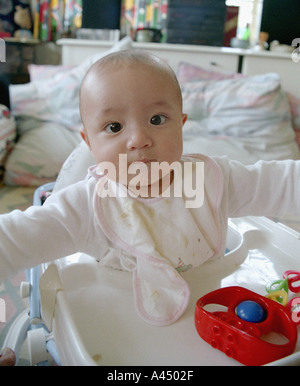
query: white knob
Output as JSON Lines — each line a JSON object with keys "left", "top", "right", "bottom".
{"left": 20, "top": 281, "right": 31, "bottom": 298}
{"left": 27, "top": 328, "right": 48, "bottom": 365}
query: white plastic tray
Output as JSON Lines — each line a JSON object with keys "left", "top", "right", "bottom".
{"left": 44, "top": 216, "right": 300, "bottom": 366}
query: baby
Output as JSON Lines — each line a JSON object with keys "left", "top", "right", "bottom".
{"left": 0, "top": 50, "right": 299, "bottom": 326}
{"left": 79, "top": 50, "right": 187, "bottom": 198}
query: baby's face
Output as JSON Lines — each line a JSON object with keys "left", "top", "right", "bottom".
{"left": 80, "top": 62, "right": 187, "bottom": 187}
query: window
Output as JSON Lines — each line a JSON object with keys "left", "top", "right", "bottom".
{"left": 226, "top": 0, "right": 264, "bottom": 44}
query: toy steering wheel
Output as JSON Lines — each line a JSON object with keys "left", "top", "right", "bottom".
{"left": 195, "top": 286, "right": 298, "bottom": 366}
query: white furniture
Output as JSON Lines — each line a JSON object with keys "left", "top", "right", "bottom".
{"left": 57, "top": 39, "right": 242, "bottom": 73}
{"left": 57, "top": 39, "right": 299, "bottom": 98}
{"left": 242, "top": 50, "right": 300, "bottom": 98}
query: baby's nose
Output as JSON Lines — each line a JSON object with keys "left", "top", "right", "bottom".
{"left": 127, "top": 128, "right": 152, "bottom": 150}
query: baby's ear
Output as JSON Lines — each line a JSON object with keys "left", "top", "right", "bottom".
{"left": 182, "top": 114, "right": 188, "bottom": 125}
{"left": 80, "top": 127, "right": 90, "bottom": 147}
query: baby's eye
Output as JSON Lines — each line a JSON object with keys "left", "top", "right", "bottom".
{"left": 105, "top": 122, "right": 123, "bottom": 133}
{"left": 150, "top": 115, "right": 167, "bottom": 126}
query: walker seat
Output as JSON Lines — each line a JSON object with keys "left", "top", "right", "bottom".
{"left": 40, "top": 215, "right": 300, "bottom": 366}
{"left": 3, "top": 179, "right": 300, "bottom": 365}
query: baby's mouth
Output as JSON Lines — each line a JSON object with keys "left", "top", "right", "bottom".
{"left": 130, "top": 158, "right": 153, "bottom": 165}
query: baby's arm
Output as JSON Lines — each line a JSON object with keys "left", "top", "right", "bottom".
{"left": 0, "top": 180, "right": 99, "bottom": 282}
{"left": 220, "top": 159, "right": 300, "bottom": 218}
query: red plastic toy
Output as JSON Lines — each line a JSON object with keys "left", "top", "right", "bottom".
{"left": 195, "top": 286, "right": 298, "bottom": 366}
{"left": 283, "top": 270, "right": 300, "bottom": 293}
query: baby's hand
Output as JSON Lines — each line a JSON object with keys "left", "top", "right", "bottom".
{"left": 0, "top": 348, "right": 16, "bottom": 366}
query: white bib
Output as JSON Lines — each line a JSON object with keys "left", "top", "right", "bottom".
{"left": 94, "top": 155, "right": 226, "bottom": 326}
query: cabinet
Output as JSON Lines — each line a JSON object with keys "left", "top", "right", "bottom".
{"left": 57, "top": 39, "right": 299, "bottom": 98}
{"left": 57, "top": 39, "right": 241, "bottom": 73}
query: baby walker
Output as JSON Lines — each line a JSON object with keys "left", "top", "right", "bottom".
{"left": 2, "top": 182, "right": 61, "bottom": 366}
{"left": 2, "top": 183, "right": 300, "bottom": 366}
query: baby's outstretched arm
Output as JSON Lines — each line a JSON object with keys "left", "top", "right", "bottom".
{"left": 0, "top": 179, "right": 107, "bottom": 283}
{"left": 222, "top": 158, "right": 300, "bottom": 218}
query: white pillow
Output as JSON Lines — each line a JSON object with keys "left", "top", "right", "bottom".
{"left": 4, "top": 123, "right": 81, "bottom": 186}
{"left": 28, "top": 64, "right": 75, "bottom": 82}
{"left": 0, "top": 104, "right": 16, "bottom": 179}
{"left": 10, "top": 36, "right": 133, "bottom": 133}
{"left": 181, "top": 73, "right": 299, "bottom": 162}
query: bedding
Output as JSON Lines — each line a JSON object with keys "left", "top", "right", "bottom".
{"left": 4, "top": 37, "right": 133, "bottom": 187}
{"left": 2, "top": 37, "right": 300, "bottom": 188}
{"left": 286, "top": 92, "right": 300, "bottom": 150}
{"left": 0, "top": 105, "right": 16, "bottom": 181}
{"left": 181, "top": 72, "right": 299, "bottom": 163}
